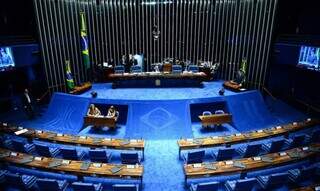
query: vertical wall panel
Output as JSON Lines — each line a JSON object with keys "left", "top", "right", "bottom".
{"left": 33, "top": 0, "right": 278, "bottom": 92}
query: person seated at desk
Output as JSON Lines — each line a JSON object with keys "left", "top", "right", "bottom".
{"left": 87, "top": 104, "right": 101, "bottom": 117}
{"left": 106, "top": 106, "right": 118, "bottom": 119}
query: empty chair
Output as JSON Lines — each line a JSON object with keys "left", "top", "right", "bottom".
{"left": 37, "top": 178, "right": 68, "bottom": 191}
{"left": 307, "top": 129, "right": 320, "bottom": 143}
{"left": 72, "top": 182, "right": 103, "bottom": 191}
{"left": 88, "top": 149, "right": 112, "bottom": 163}
{"left": 225, "top": 178, "right": 257, "bottom": 191}
{"left": 130, "top": 65, "right": 142, "bottom": 73}
{"left": 5, "top": 172, "right": 36, "bottom": 190}
{"left": 213, "top": 148, "right": 236, "bottom": 161}
{"left": 172, "top": 65, "right": 182, "bottom": 74}
{"left": 35, "top": 143, "right": 60, "bottom": 157}
{"left": 182, "top": 150, "right": 205, "bottom": 164}
{"left": 287, "top": 134, "right": 307, "bottom": 148}
{"left": 258, "top": 172, "right": 289, "bottom": 190}
{"left": 114, "top": 65, "right": 125, "bottom": 74}
{"left": 120, "top": 152, "right": 141, "bottom": 164}
{"left": 11, "top": 139, "right": 35, "bottom": 153}
{"left": 190, "top": 181, "right": 220, "bottom": 191}
{"left": 288, "top": 166, "right": 316, "bottom": 183}
{"left": 112, "top": 184, "right": 139, "bottom": 191}
{"left": 188, "top": 65, "right": 199, "bottom": 73}
{"left": 60, "top": 148, "right": 86, "bottom": 160}
{"left": 237, "top": 143, "right": 262, "bottom": 158}
{"left": 262, "top": 139, "right": 287, "bottom": 153}
{"left": 0, "top": 170, "right": 8, "bottom": 184}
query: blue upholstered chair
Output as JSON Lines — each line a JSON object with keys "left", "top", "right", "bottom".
{"left": 130, "top": 65, "right": 142, "bottom": 73}
{"left": 225, "top": 178, "right": 257, "bottom": 191}
{"left": 172, "top": 65, "right": 182, "bottom": 74}
{"left": 11, "top": 139, "right": 35, "bottom": 153}
{"left": 60, "top": 148, "right": 86, "bottom": 160}
{"left": 0, "top": 170, "right": 8, "bottom": 184}
{"left": 257, "top": 172, "right": 289, "bottom": 190}
{"left": 182, "top": 150, "right": 205, "bottom": 164}
{"left": 287, "top": 134, "right": 307, "bottom": 148}
{"left": 114, "top": 65, "right": 125, "bottom": 74}
{"left": 120, "top": 152, "right": 141, "bottom": 164}
{"left": 190, "top": 181, "right": 220, "bottom": 191}
{"left": 212, "top": 148, "right": 236, "bottom": 161}
{"left": 262, "top": 138, "right": 287, "bottom": 153}
{"left": 307, "top": 129, "right": 320, "bottom": 143}
{"left": 288, "top": 166, "right": 316, "bottom": 183}
{"left": 112, "top": 184, "right": 139, "bottom": 191}
{"left": 72, "top": 182, "right": 103, "bottom": 191}
{"left": 37, "top": 178, "right": 68, "bottom": 191}
{"left": 188, "top": 65, "right": 199, "bottom": 73}
{"left": 5, "top": 172, "right": 37, "bottom": 190}
{"left": 237, "top": 143, "right": 262, "bottom": 158}
{"left": 34, "top": 143, "right": 60, "bottom": 157}
{"left": 88, "top": 149, "right": 112, "bottom": 163}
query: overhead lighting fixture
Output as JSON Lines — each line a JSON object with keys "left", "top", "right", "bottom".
{"left": 142, "top": 1, "right": 173, "bottom": 5}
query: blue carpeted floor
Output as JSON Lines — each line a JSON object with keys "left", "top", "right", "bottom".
{"left": 0, "top": 81, "right": 313, "bottom": 191}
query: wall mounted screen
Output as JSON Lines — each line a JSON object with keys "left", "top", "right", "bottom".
{"left": 298, "top": 45, "right": 320, "bottom": 71}
{"left": 0, "top": 47, "right": 15, "bottom": 72}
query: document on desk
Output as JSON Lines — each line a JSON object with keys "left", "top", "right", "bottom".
{"left": 48, "top": 159, "right": 63, "bottom": 168}
{"left": 111, "top": 166, "right": 122, "bottom": 174}
{"left": 120, "top": 140, "right": 130, "bottom": 145}
{"left": 204, "top": 163, "right": 217, "bottom": 170}
{"left": 233, "top": 161, "right": 246, "bottom": 168}
{"left": 92, "top": 138, "right": 103, "bottom": 144}
{"left": 261, "top": 156, "right": 273, "bottom": 163}
{"left": 80, "top": 161, "right": 91, "bottom": 171}
{"left": 20, "top": 156, "right": 34, "bottom": 164}
{"left": 0, "top": 152, "right": 10, "bottom": 158}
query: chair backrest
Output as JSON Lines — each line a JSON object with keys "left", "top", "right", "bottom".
{"left": 130, "top": 65, "right": 142, "bottom": 73}
{"left": 187, "top": 150, "right": 205, "bottom": 164}
{"left": 214, "top": 110, "right": 225, "bottom": 115}
{"left": 216, "top": 148, "right": 235, "bottom": 161}
{"left": 269, "top": 139, "right": 285, "bottom": 153}
{"left": 196, "top": 181, "right": 219, "bottom": 191}
{"left": 267, "top": 172, "right": 288, "bottom": 187}
{"left": 311, "top": 129, "right": 320, "bottom": 142}
{"left": 172, "top": 65, "right": 182, "bottom": 73}
{"left": 89, "top": 149, "right": 107, "bottom": 162}
{"left": 37, "top": 178, "right": 60, "bottom": 191}
{"left": 114, "top": 65, "right": 125, "bottom": 74}
{"left": 244, "top": 144, "right": 261, "bottom": 157}
{"left": 5, "top": 173, "right": 24, "bottom": 186}
{"left": 233, "top": 178, "right": 257, "bottom": 191}
{"left": 300, "top": 166, "right": 316, "bottom": 178}
{"left": 202, "top": 111, "right": 212, "bottom": 116}
{"left": 72, "top": 182, "right": 97, "bottom": 191}
{"left": 120, "top": 152, "right": 139, "bottom": 164}
{"left": 35, "top": 143, "right": 51, "bottom": 157}
{"left": 291, "top": 134, "right": 305, "bottom": 147}
{"left": 112, "top": 184, "right": 138, "bottom": 191}
{"left": 12, "top": 139, "right": 26, "bottom": 153}
{"left": 61, "top": 148, "right": 78, "bottom": 160}
{"left": 188, "top": 65, "right": 199, "bottom": 73}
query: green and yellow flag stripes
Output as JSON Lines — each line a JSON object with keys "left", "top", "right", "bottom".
{"left": 65, "top": 60, "right": 75, "bottom": 91}
{"left": 80, "top": 11, "right": 90, "bottom": 70}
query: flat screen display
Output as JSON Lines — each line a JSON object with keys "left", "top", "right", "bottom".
{"left": 298, "top": 45, "right": 320, "bottom": 71}
{"left": 0, "top": 47, "right": 15, "bottom": 71}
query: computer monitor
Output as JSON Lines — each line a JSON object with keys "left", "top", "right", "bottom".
{"left": 298, "top": 45, "right": 320, "bottom": 71}
{"left": 0, "top": 47, "right": 15, "bottom": 72}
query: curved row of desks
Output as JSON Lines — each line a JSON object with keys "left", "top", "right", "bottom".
{"left": 178, "top": 118, "right": 319, "bottom": 155}
{"left": 0, "top": 148, "right": 143, "bottom": 183}
{"left": 183, "top": 143, "right": 320, "bottom": 183}
{"left": 0, "top": 123, "right": 145, "bottom": 159}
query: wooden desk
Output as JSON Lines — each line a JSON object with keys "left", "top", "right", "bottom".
{"left": 0, "top": 123, "right": 145, "bottom": 159}
{"left": 178, "top": 118, "right": 319, "bottom": 156}
{"left": 84, "top": 116, "right": 117, "bottom": 129}
{"left": 70, "top": 82, "right": 92, "bottom": 95}
{"left": 291, "top": 185, "right": 320, "bottom": 191}
{"left": 0, "top": 148, "right": 143, "bottom": 183}
{"left": 184, "top": 144, "right": 320, "bottom": 183}
{"left": 198, "top": 113, "right": 232, "bottom": 127}
{"left": 223, "top": 80, "right": 243, "bottom": 92}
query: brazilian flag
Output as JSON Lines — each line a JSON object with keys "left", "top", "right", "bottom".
{"left": 65, "top": 60, "right": 75, "bottom": 91}
{"left": 80, "top": 11, "right": 90, "bottom": 70}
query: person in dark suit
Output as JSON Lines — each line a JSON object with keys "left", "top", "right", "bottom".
{"left": 21, "top": 89, "right": 34, "bottom": 119}
{"left": 128, "top": 54, "right": 138, "bottom": 70}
